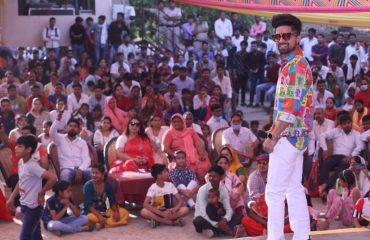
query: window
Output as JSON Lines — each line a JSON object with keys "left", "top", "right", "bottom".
{"left": 18, "top": 0, "right": 95, "bottom": 16}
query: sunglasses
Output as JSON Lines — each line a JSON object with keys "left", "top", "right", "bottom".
{"left": 257, "top": 161, "right": 268, "bottom": 165}
{"left": 129, "top": 122, "right": 140, "bottom": 126}
{"left": 272, "top": 32, "right": 297, "bottom": 42}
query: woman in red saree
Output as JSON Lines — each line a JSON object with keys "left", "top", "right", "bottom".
{"left": 162, "top": 114, "right": 211, "bottom": 183}
{"left": 109, "top": 116, "right": 154, "bottom": 173}
{"left": 104, "top": 96, "right": 128, "bottom": 134}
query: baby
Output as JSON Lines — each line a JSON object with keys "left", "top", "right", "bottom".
{"left": 206, "top": 188, "right": 233, "bottom": 235}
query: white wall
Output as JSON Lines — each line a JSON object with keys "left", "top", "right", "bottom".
{"left": 2, "top": 0, "right": 113, "bottom": 48}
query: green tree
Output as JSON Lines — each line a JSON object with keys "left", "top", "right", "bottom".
{"left": 130, "top": 0, "right": 270, "bottom": 42}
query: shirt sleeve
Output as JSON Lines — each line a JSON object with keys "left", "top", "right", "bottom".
{"left": 93, "top": 130, "right": 103, "bottom": 147}
{"left": 352, "top": 131, "right": 364, "bottom": 156}
{"left": 49, "top": 120, "right": 62, "bottom": 146}
{"left": 220, "top": 187, "right": 233, "bottom": 222}
{"left": 146, "top": 184, "right": 155, "bottom": 198}
{"left": 29, "top": 162, "right": 46, "bottom": 178}
{"left": 115, "top": 135, "right": 127, "bottom": 150}
{"left": 276, "top": 62, "right": 312, "bottom": 124}
{"left": 318, "top": 128, "right": 337, "bottom": 151}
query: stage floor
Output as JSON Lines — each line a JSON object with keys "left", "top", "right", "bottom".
{"left": 241, "top": 228, "right": 370, "bottom": 240}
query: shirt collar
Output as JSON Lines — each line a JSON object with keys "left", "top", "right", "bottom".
{"left": 284, "top": 48, "right": 303, "bottom": 62}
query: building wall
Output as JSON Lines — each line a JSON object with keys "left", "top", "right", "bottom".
{"left": 1, "top": 0, "right": 113, "bottom": 48}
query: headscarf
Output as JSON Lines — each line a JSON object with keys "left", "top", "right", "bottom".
{"left": 221, "top": 145, "right": 244, "bottom": 174}
{"left": 168, "top": 113, "right": 198, "bottom": 164}
{"left": 104, "top": 96, "right": 128, "bottom": 134}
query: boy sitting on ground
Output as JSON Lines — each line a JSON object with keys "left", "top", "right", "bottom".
{"left": 141, "top": 164, "right": 189, "bottom": 228}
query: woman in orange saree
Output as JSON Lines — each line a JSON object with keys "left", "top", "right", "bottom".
{"left": 162, "top": 114, "right": 211, "bottom": 183}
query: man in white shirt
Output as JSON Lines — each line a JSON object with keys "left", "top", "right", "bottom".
{"left": 318, "top": 114, "right": 363, "bottom": 194}
{"left": 117, "top": 34, "right": 136, "bottom": 63}
{"left": 242, "top": 30, "right": 255, "bottom": 53}
{"left": 110, "top": 52, "right": 130, "bottom": 80}
{"left": 221, "top": 113, "right": 258, "bottom": 166}
{"left": 312, "top": 79, "right": 334, "bottom": 109}
{"left": 315, "top": 59, "right": 329, "bottom": 80}
{"left": 232, "top": 28, "right": 244, "bottom": 52}
{"left": 183, "top": 112, "right": 202, "bottom": 135}
{"left": 67, "top": 83, "right": 89, "bottom": 112}
{"left": 308, "top": 107, "right": 335, "bottom": 157}
{"left": 329, "top": 59, "right": 345, "bottom": 84}
{"left": 327, "top": 30, "right": 338, "bottom": 48}
{"left": 164, "top": 0, "right": 182, "bottom": 51}
{"left": 206, "top": 104, "right": 229, "bottom": 134}
{"left": 171, "top": 67, "right": 194, "bottom": 94}
{"left": 214, "top": 12, "right": 233, "bottom": 40}
{"left": 212, "top": 65, "right": 232, "bottom": 102}
{"left": 262, "top": 30, "right": 277, "bottom": 57}
{"left": 299, "top": 28, "right": 318, "bottom": 63}
{"left": 343, "top": 33, "right": 366, "bottom": 67}
{"left": 50, "top": 113, "right": 91, "bottom": 183}
{"left": 121, "top": 73, "right": 141, "bottom": 97}
{"left": 42, "top": 17, "right": 61, "bottom": 58}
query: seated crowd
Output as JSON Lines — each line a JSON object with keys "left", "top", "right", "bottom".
{"left": 0, "top": 5, "right": 370, "bottom": 239}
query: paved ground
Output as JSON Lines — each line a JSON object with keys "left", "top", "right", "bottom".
{"left": 1, "top": 198, "right": 362, "bottom": 240}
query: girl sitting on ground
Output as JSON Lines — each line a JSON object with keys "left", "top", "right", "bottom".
{"left": 168, "top": 150, "right": 198, "bottom": 208}
{"left": 42, "top": 181, "right": 92, "bottom": 235}
{"left": 319, "top": 170, "right": 361, "bottom": 230}
{"left": 83, "top": 163, "right": 129, "bottom": 229}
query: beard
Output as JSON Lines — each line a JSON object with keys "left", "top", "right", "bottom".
{"left": 67, "top": 131, "right": 78, "bottom": 138}
{"left": 278, "top": 43, "right": 295, "bottom": 55}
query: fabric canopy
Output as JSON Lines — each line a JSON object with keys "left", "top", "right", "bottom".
{"left": 176, "top": 0, "right": 370, "bottom": 28}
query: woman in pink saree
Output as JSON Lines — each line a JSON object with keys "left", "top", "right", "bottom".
{"left": 109, "top": 116, "right": 155, "bottom": 173}
{"left": 162, "top": 113, "right": 211, "bottom": 183}
{"left": 104, "top": 96, "right": 128, "bottom": 134}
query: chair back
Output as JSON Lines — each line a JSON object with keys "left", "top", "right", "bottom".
{"left": 47, "top": 142, "right": 60, "bottom": 179}
{"left": 104, "top": 137, "right": 118, "bottom": 171}
{"left": 211, "top": 127, "right": 228, "bottom": 155}
{"left": 0, "top": 147, "right": 13, "bottom": 182}
{"left": 197, "top": 133, "right": 210, "bottom": 158}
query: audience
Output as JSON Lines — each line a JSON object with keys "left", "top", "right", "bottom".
{"left": 3, "top": 8, "right": 370, "bottom": 238}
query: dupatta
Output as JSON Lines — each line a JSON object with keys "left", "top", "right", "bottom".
{"left": 168, "top": 113, "right": 198, "bottom": 164}
{"left": 104, "top": 96, "right": 128, "bottom": 134}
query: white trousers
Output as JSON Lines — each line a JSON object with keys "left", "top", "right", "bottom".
{"left": 265, "top": 138, "right": 310, "bottom": 240}
{"left": 178, "top": 180, "right": 198, "bottom": 207}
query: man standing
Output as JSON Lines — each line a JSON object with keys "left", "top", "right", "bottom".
{"left": 164, "top": 0, "right": 182, "bottom": 51}
{"left": 108, "top": 12, "right": 130, "bottom": 65}
{"left": 263, "top": 14, "right": 314, "bottom": 240}
{"left": 311, "top": 33, "right": 329, "bottom": 66}
{"left": 69, "top": 16, "right": 86, "bottom": 60}
{"left": 214, "top": 12, "right": 233, "bottom": 40}
{"left": 248, "top": 41, "right": 266, "bottom": 107}
{"left": 42, "top": 17, "right": 61, "bottom": 58}
{"left": 234, "top": 41, "right": 250, "bottom": 106}
{"left": 328, "top": 34, "right": 346, "bottom": 67}
{"left": 299, "top": 28, "right": 318, "bottom": 63}
{"left": 343, "top": 33, "right": 365, "bottom": 68}
{"left": 250, "top": 16, "right": 267, "bottom": 37}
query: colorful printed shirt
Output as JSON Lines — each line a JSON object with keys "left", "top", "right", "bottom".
{"left": 272, "top": 49, "right": 314, "bottom": 150}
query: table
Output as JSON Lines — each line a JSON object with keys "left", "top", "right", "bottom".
{"left": 108, "top": 171, "right": 155, "bottom": 204}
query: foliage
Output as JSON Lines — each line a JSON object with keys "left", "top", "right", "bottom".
{"left": 129, "top": 0, "right": 271, "bottom": 42}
